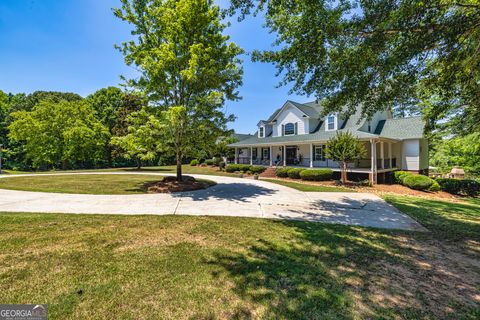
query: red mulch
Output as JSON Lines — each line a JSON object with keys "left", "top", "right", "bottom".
{"left": 144, "top": 176, "right": 211, "bottom": 193}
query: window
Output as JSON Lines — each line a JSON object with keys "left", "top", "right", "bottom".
{"left": 262, "top": 148, "right": 269, "bottom": 159}
{"left": 284, "top": 123, "right": 295, "bottom": 135}
{"left": 252, "top": 148, "right": 257, "bottom": 160}
{"left": 259, "top": 127, "right": 264, "bottom": 137}
{"left": 314, "top": 145, "right": 326, "bottom": 161}
{"left": 327, "top": 115, "right": 336, "bottom": 130}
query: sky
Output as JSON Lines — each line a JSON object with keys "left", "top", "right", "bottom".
{"left": 0, "top": 0, "right": 306, "bottom": 134}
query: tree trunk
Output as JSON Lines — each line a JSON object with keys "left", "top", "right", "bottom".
{"left": 341, "top": 162, "right": 348, "bottom": 184}
{"left": 136, "top": 157, "right": 141, "bottom": 170}
{"left": 107, "top": 145, "right": 113, "bottom": 168}
{"left": 62, "top": 160, "right": 68, "bottom": 171}
{"left": 176, "top": 152, "right": 182, "bottom": 182}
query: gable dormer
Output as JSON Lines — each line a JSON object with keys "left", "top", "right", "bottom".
{"left": 266, "top": 101, "right": 321, "bottom": 137}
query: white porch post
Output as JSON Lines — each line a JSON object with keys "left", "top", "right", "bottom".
{"left": 388, "top": 142, "right": 392, "bottom": 168}
{"left": 309, "top": 144, "right": 313, "bottom": 168}
{"left": 250, "top": 147, "right": 253, "bottom": 165}
{"left": 269, "top": 146, "right": 273, "bottom": 166}
{"left": 283, "top": 145, "right": 286, "bottom": 166}
{"left": 370, "top": 139, "right": 377, "bottom": 184}
{"left": 380, "top": 141, "right": 384, "bottom": 169}
{"left": 234, "top": 148, "right": 238, "bottom": 164}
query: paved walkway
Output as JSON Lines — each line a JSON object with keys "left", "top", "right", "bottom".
{"left": 0, "top": 172, "right": 425, "bottom": 231}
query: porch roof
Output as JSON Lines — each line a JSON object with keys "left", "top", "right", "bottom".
{"left": 228, "top": 129, "right": 383, "bottom": 147}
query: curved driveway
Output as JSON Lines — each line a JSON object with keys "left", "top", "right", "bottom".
{"left": 0, "top": 172, "right": 425, "bottom": 231}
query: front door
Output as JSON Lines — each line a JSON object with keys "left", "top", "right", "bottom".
{"left": 286, "top": 147, "right": 297, "bottom": 165}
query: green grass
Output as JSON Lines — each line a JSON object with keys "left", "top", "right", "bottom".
{"left": 0, "top": 174, "right": 214, "bottom": 195}
{"left": 0, "top": 196, "right": 479, "bottom": 319}
{"left": 263, "top": 178, "right": 355, "bottom": 192}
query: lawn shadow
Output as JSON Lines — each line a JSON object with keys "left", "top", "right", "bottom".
{"left": 171, "top": 182, "right": 277, "bottom": 202}
{"left": 205, "top": 219, "right": 480, "bottom": 319}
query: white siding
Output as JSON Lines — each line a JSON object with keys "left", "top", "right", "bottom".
{"left": 402, "top": 139, "right": 420, "bottom": 171}
{"left": 273, "top": 104, "right": 308, "bottom": 136}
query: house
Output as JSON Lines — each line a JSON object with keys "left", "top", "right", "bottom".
{"left": 228, "top": 100, "right": 428, "bottom": 184}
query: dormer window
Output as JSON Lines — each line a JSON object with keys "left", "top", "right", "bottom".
{"left": 326, "top": 114, "right": 337, "bottom": 131}
{"left": 284, "top": 123, "right": 295, "bottom": 135}
{"left": 259, "top": 127, "right": 264, "bottom": 138}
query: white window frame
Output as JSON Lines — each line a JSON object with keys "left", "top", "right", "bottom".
{"left": 284, "top": 122, "right": 295, "bottom": 135}
{"left": 326, "top": 114, "right": 337, "bottom": 131}
{"left": 259, "top": 127, "right": 264, "bottom": 138}
{"left": 314, "top": 145, "right": 326, "bottom": 161}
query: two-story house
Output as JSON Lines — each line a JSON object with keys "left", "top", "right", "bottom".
{"left": 228, "top": 100, "right": 428, "bottom": 183}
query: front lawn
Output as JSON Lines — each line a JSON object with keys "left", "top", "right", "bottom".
{"left": 0, "top": 174, "right": 213, "bottom": 194}
{"left": 262, "top": 178, "right": 355, "bottom": 192}
{"left": 1, "top": 196, "right": 478, "bottom": 319}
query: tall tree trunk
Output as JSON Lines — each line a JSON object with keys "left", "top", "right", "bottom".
{"left": 136, "top": 157, "right": 141, "bottom": 170}
{"left": 176, "top": 151, "right": 182, "bottom": 182}
{"left": 62, "top": 160, "right": 68, "bottom": 171}
{"left": 341, "top": 162, "right": 347, "bottom": 184}
{"left": 107, "top": 145, "right": 113, "bottom": 168}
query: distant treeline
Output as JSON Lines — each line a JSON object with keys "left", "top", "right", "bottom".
{"left": 0, "top": 87, "right": 174, "bottom": 170}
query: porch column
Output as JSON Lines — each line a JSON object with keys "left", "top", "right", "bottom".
{"left": 388, "top": 142, "right": 392, "bottom": 168}
{"left": 250, "top": 147, "right": 253, "bottom": 165}
{"left": 309, "top": 144, "right": 313, "bottom": 167}
{"left": 234, "top": 148, "right": 238, "bottom": 164}
{"left": 380, "top": 141, "right": 384, "bottom": 169}
{"left": 370, "top": 140, "right": 377, "bottom": 184}
{"left": 269, "top": 146, "right": 273, "bottom": 166}
{"left": 283, "top": 145, "right": 286, "bottom": 166}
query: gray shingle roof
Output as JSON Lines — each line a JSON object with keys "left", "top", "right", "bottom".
{"left": 379, "top": 117, "right": 424, "bottom": 140}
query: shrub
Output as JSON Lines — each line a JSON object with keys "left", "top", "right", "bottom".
{"left": 250, "top": 166, "right": 266, "bottom": 174}
{"left": 428, "top": 180, "right": 441, "bottom": 192}
{"left": 204, "top": 159, "right": 214, "bottom": 166}
{"left": 212, "top": 157, "right": 221, "bottom": 166}
{"left": 300, "top": 169, "right": 334, "bottom": 181}
{"left": 218, "top": 161, "right": 225, "bottom": 170}
{"left": 394, "top": 170, "right": 410, "bottom": 184}
{"left": 276, "top": 167, "right": 291, "bottom": 178}
{"left": 287, "top": 168, "right": 305, "bottom": 179}
{"left": 190, "top": 159, "right": 198, "bottom": 166}
{"left": 403, "top": 174, "right": 435, "bottom": 190}
{"left": 238, "top": 164, "right": 252, "bottom": 172}
{"left": 435, "top": 178, "right": 480, "bottom": 197}
{"left": 226, "top": 164, "right": 240, "bottom": 172}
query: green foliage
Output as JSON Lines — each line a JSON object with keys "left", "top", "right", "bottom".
{"left": 8, "top": 100, "right": 109, "bottom": 169}
{"left": 212, "top": 157, "right": 222, "bottom": 166}
{"left": 394, "top": 171, "right": 411, "bottom": 184}
{"left": 114, "top": 0, "right": 243, "bottom": 180}
{"left": 249, "top": 166, "right": 266, "bottom": 174}
{"left": 299, "top": 169, "right": 333, "bottom": 181}
{"left": 225, "top": 164, "right": 252, "bottom": 173}
{"left": 435, "top": 178, "right": 480, "bottom": 197}
{"left": 326, "top": 131, "right": 366, "bottom": 183}
{"left": 8, "top": 91, "right": 83, "bottom": 113}
{"left": 287, "top": 168, "right": 304, "bottom": 179}
{"left": 402, "top": 174, "right": 435, "bottom": 191}
{"left": 204, "top": 159, "right": 214, "bottom": 165}
{"left": 230, "top": 1, "right": 480, "bottom": 132}
{"left": 275, "top": 167, "right": 291, "bottom": 178}
{"left": 429, "top": 180, "right": 441, "bottom": 192}
{"left": 430, "top": 133, "right": 480, "bottom": 176}
{"left": 190, "top": 159, "right": 198, "bottom": 166}
{"left": 218, "top": 161, "right": 225, "bottom": 170}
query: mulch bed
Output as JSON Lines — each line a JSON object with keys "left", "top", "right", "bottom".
{"left": 144, "top": 176, "right": 212, "bottom": 193}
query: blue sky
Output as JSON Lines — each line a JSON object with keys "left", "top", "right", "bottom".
{"left": 0, "top": 0, "right": 305, "bottom": 133}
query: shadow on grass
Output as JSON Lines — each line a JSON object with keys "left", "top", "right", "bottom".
{"left": 206, "top": 220, "right": 480, "bottom": 319}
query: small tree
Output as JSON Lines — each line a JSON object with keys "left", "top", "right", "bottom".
{"left": 325, "top": 131, "right": 367, "bottom": 183}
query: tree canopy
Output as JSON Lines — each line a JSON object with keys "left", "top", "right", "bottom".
{"left": 8, "top": 100, "right": 110, "bottom": 169}
{"left": 229, "top": 0, "right": 480, "bottom": 134}
{"left": 114, "top": 0, "right": 243, "bottom": 179}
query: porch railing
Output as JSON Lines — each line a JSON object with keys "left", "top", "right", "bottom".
{"left": 235, "top": 157, "right": 397, "bottom": 169}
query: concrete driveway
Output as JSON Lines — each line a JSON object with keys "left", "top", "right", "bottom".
{"left": 0, "top": 172, "right": 425, "bottom": 231}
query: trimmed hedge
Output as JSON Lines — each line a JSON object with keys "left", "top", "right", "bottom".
{"left": 435, "top": 178, "right": 480, "bottom": 197}
{"left": 429, "top": 180, "right": 441, "bottom": 192}
{"left": 204, "top": 159, "right": 214, "bottom": 166}
{"left": 287, "top": 168, "right": 305, "bottom": 179}
{"left": 299, "top": 169, "right": 334, "bottom": 181}
{"left": 403, "top": 174, "right": 434, "bottom": 190}
{"left": 190, "top": 159, "right": 198, "bottom": 166}
{"left": 393, "top": 170, "right": 410, "bottom": 184}
{"left": 225, "top": 164, "right": 263, "bottom": 173}
{"left": 275, "top": 167, "right": 291, "bottom": 178}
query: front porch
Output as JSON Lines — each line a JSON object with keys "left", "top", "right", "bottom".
{"left": 234, "top": 140, "right": 399, "bottom": 184}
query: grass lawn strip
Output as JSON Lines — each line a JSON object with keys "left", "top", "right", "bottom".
{"left": 0, "top": 195, "right": 478, "bottom": 319}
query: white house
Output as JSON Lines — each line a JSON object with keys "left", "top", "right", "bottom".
{"left": 228, "top": 100, "right": 428, "bottom": 183}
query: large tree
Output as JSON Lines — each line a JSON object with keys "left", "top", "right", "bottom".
{"left": 114, "top": 0, "right": 243, "bottom": 180}
{"left": 229, "top": 0, "right": 480, "bottom": 133}
{"left": 8, "top": 100, "right": 110, "bottom": 169}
